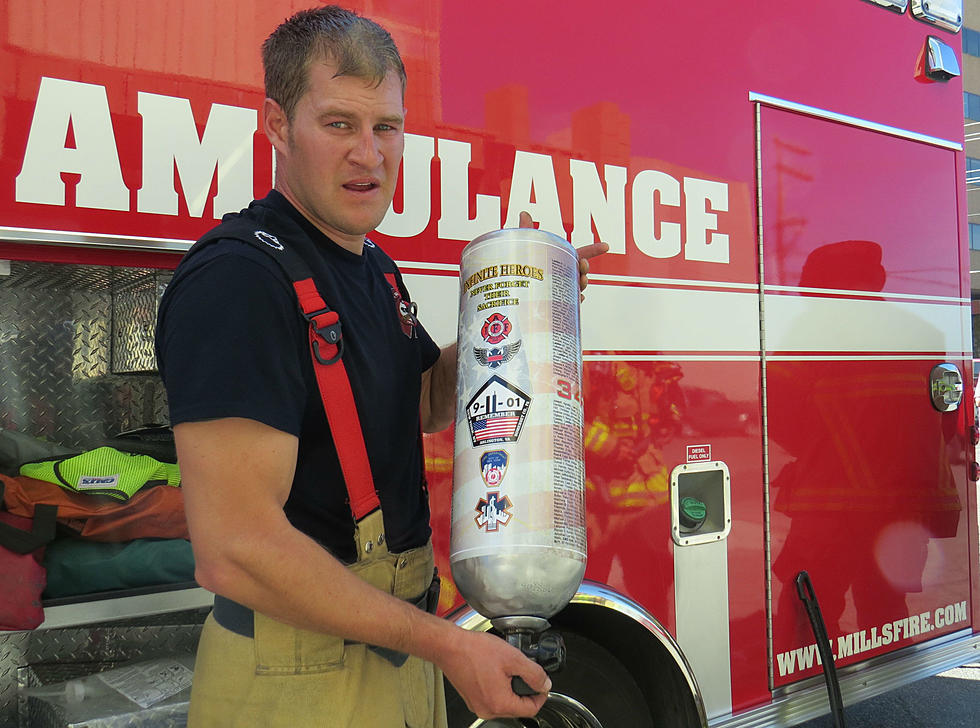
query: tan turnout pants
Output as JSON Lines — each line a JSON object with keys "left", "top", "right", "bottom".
{"left": 187, "top": 511, "right": 448, "bottom": 727}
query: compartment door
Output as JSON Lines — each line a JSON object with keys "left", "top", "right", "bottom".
{"left": 757, "top": 100, "right": 972, "bottom": 687}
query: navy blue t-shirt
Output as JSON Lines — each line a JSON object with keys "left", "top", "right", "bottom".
{"left": 156, "top": 191, "right": 441, "bottom": 562}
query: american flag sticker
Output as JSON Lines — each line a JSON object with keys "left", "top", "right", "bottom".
{"left": 466, "top": 375, "right": 531, "bottom": 446}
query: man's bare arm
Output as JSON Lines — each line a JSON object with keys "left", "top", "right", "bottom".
{"left": 176, "top": 416, "right": 549, "bottom": 718}
{"left": 419, "top": 343, "right": 457, "bottom": 433}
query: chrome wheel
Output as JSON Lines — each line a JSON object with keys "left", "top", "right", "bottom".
{"left": 447, "top": 631, "right": 654, "bottom": 728}
{"left": 468, "top": 692, "right": 603, "bottom": 728}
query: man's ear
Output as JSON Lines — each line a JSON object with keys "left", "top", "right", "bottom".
{"left": 263, "top": 98, "right": 289, "bottom": 154}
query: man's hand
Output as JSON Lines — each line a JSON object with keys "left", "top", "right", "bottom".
{"left": 517, "top": 211, "right": 609, "bottom": 299}
{"left": 435, "top": 627, "right": 551, "bottom": 719}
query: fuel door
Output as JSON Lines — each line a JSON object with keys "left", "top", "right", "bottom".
{"left": 670, "top": 461, "right": 732, "bottom": 546}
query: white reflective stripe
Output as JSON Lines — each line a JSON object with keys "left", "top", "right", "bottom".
{"left": 765, "top": 284, "right": 968, "bottom": 304}
{"left": 582, "top": 285, "right": 762, "bottom": 352}
{"left": 592, "top": 273, "right": 758, "bottom": 291}
{"left": 767, "top": 354, "right": 969, "bottom": 361}
{"left": 764, "top": 295, "right": 970, "bottom": 354}
{"left": 395, "top": 259, "right": 460, "bottom": 273}
{"left": 585, "top": 353, "right": 762, "bottom": 362}
{"left": 409, "top": 272, "right": 764, "bottom": 351}
{"left": 406, "top": 271, "right": 971, "bottom": 357}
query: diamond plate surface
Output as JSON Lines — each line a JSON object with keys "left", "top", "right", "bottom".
{"left": 1, "top": 611, "right": 207, "bottom": 727}
{"left": 112, "top": 272, "right": 171, "bottom": 375}
{"left": 0, "top": 260, "right": 189, "bottom": 726}
{"left": 0, "top": 261, "right": 171, "bottom": 452}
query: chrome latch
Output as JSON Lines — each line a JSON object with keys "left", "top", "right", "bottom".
{"left": 930, "top": 363, "right": 963, "bottom": 412}
{"left": 924, "top": 36, "right": 961, "bottom": 81}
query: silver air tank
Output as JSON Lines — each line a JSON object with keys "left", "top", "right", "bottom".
{"left": 451, "top": 227, "right": 587, "bottom": 689}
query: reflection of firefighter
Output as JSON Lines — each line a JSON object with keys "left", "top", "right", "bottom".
{"left": 770, "top": 241, "right": 962, "bottom": 649}
{"left": 584, "top": 361, "right": 683, "bottom": 587}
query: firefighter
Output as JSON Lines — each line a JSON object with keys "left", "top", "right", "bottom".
{"left": 156, "top": 6, "right": 606, "bottom": 727}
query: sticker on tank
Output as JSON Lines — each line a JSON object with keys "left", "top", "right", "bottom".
{"left": 480, "top": 313, "right": 513, "bottom": 344}
{"left": 466, "top": 375, "right": 531, "bottom": 446}
{"left": 474, "top": 492, "right": 514, "bottom": 532}
{"left": 473, "top": 340, "right": 522, "bottom": 369}
{"left": 480, "top": 450, "right": 509, "bottom": 487}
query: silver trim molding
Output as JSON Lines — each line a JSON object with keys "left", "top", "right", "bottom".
{"left": 0, "top": 226, "right": 193, "bottom": 253}
{"left": 710, "top": 630, "right": 980, "bottom": 727}
{"left": 748, "top": 92, "right": 963, "bottom": 150}
{"left": 38, "top": 587, "right": 214, "bottom": 630}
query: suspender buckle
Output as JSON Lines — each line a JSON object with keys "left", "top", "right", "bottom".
{"left": 306, "top": 309, "right": 344, "bottom": 365}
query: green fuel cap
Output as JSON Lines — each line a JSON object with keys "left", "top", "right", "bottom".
{"left": 679, "top": 496, "right": 707, "bottom": 531}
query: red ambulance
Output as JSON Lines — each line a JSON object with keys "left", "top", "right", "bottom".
{"left": 0, "top": 1, "right": 977, "bottom": 726}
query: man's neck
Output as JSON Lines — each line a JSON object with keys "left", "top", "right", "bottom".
{"left": 273, "top": 182, "right": 365, "bottom": 255}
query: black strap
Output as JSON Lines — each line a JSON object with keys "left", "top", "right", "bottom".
{"left": 796, "top": 571, "right": 847, "bottom": 728}
{"left": 212, "top": 571, "right": 440, "bottom": 653}
{"left": 0, "top": 481, "right": 58, "bottom": 555}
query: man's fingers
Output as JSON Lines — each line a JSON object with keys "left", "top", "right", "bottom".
{"left": 508, "top": 218, "right": 607, "bottom": 296}
{"left": 527, "top": 691, "right": 550, "bottom": 712}
{"left": 576, "top": 240, "right": 609, "bottom": 263}
{"left": 514, "top": 660, "right": 551, "bottom": 694}
{"left": 576, "top": 241, "right": 608, "bottom": 294}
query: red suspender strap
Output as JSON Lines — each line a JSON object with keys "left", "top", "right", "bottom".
{"left": 292, "top": 278, "right": 381, "bottom": 520}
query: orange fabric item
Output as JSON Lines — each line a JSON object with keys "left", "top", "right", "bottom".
{"left": 0, "top": 474, "right": 188, "bottom": 542}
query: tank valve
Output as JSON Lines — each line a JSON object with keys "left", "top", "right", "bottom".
{"left": 491, "top": 616, "right": 566, "bottom": 696}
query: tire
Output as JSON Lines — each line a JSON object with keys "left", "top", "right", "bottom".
{"left": 445, "top": 630, "right": 654, "bottom": 728}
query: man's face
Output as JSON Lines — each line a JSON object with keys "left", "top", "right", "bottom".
{"left": 270, "top": 60, "right": 405, "bottom": 250}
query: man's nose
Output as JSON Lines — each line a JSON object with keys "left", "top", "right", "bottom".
{"left": 348, "top": 128, "right": 383, "bottom": 168}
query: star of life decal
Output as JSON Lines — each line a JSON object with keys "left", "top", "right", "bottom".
{"left": 475, "top": 491, "right": 514, "bottom": 532}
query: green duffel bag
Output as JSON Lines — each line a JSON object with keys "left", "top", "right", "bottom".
{"left": 42, "top": 538, "right": 195, "bottom": 599}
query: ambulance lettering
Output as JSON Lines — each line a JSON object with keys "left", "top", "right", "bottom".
{"left": 16, "top": 78, "right": 731, "bottom": 265}
{"left": 15, "top": 77, "right": 256, "bottom": 218}
{"left": 378, "top": 137, "right": 732, "bottom": 263}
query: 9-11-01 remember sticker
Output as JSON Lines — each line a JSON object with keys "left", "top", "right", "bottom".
{"left": 466, "top": 375, "right": 531, "bottom": 446}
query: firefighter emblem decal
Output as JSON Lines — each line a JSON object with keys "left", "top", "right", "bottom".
{"left": 480, "top": 450, "right": 509, "bottom": 487}
{"left": 481, "top": 313, "right": 512, "bottom": 344}
{"left": 384, "top": 272, "right": 417, "bottom": 338}
{"left": 395, "top": 296, "right": 417, "bottom": 338}
{"left": 473, "top": 340, "right": 522, "bottom": 369}
{"left": 475, "top": 492, "right": 514, "bottom": 532}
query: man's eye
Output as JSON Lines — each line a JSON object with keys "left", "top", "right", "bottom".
{"left": 327, "top": 121, "right": 349, "bottom": 129}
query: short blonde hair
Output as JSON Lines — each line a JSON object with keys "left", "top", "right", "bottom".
{"left": 262, "top": 5, "right": 406, "bottom": 120}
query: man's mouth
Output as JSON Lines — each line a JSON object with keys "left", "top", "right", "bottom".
{"left": 344, "top": 181, "right": 380, "bottom": 192}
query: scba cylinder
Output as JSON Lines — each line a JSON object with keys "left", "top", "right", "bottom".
{"left": 451, "top": 227, "right": 587, "bottom": 620}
